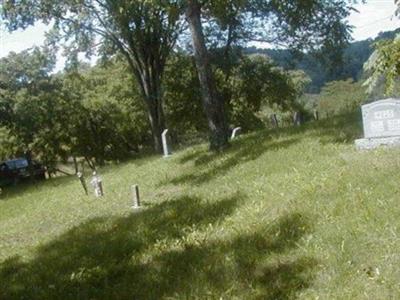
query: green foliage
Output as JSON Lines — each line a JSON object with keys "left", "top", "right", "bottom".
{"left": 202, "top": 0, "right": 355, "bottom": 52}
{"left": 2, "top": 0, "right": 183, "bottom": 152}
{"left": 247, "top": 28, "right": 400, "bottom": 93}
{"left": 224, "top": 55, "right": 302, "bottom": 130}
{"left": 0, "top": 45, "right": 309, "bottom": 165}
{"left": 163, "top": 53, "right": 206, "bottom": 135}
{"left": 364, "top": 34, "right": 400, "bottom": 95}
{"left": 199, "top": 0, "right": 361, "bottom": 91}
{"left": 0, "top": 48, "right": 71, "bottom": 167}
{"left": 58, "top": 60, "right": 153, "bottom": 165}
{"left": 316, "top": 79, "right": 366, "bottom": 117}
{"left": 163, "top": 52, "right": 305, "bottom": 134}
{"left": 0, "top": 127, "right": 18, "bottom": 161}
{"left": 0, "top": 49, "right": 151, "bottom": 167}
{"left": 2, "top": 0, "right": 362, "bottom": 152}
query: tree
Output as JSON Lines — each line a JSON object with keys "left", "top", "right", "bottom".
{"left": 364, "top": 1, "right": 400, "bottom": 95}
{"left": 317, "top": 79, "right": 366, "bottom": 116}
{"left": 245, "top": 28, "right": 400, "bottom": 93}
{"left": 163, "top": 52, "right": 207, "bottom": 135}
{"left": 364, "top": 34, "right": 400, "bottom": 95}
{"left": 185, "top": 0, "right": 229, "bottom": 151}
{"left": 164, "top": 52, "right": 309, "bottom": 134}
{"left": 2, "top": 0, "right": 183, "bottom": 153}
{"left": 0, "top": 127, "right": 18, "bottom": 161}
{"left": 0, "top": 48, "right": 152, "bottom": 169}
{"left": 183, "top": 0, "right": 361, "bottom": 150}
{"left": 0, "top": 48, "right": 77, "bottom": 169}
{"left": 224, "top": 55, "right": 304, "bottom": 130}
{"left": 63, "top": 59, "right": 150, "bottom": 165}
{"left": 4, "top": 0, "right": 361, "bottom": 152}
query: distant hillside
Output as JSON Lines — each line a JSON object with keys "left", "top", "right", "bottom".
{"left": 245, "top": 28, "right": 400, "bottom": 92}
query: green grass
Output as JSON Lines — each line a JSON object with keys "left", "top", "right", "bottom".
{"left": 1, "top": 112, "right": 400, "bottom": 299}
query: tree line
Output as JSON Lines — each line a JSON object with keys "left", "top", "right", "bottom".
{"left": 246, "top": 28, "right": 400, "bottom": 93}
{"left": 2, "top": 0, "right": 359, "bottom": 154}
{"left": 1, "top": 0, "right": 388, "bottom": 169}
{"left": 0, "top": 45, "right": 311, "bottom": 169}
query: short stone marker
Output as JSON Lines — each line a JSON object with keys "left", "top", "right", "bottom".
{"left": 293, "top": 112, "right": 302, "bottom": 126}
{"left": 231, "top": 127, "right": 241, "bottom": 139}
{"left": 162, "top": 129, "right": 171, "bottom": 157}
{"left": 131, "top": 184, "right": 141, "bottom": 209}
{"left": 355, "top": 98, "right": 400, "bottom": 150}
{"left": 90, "top": 171, "right": 104, "bottom": 197}
{"left": 313, "top": 109, "right": 319, "bottom": 121}
{"left": 270, "top": 114, "right": 279, "bottom": 128}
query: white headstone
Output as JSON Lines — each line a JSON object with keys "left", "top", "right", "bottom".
{"left": 90, "top": 171, "right": 103, "bottom": 197}
{"left": 313, "top": 109, "right": 319, "bottom": 121}
{"left": 231, "top": 127, "right": 242, "bottom": 139}
{"left": 162, "top": 129, "right": 171, "bottom": 157}
{"left": 293, "top": 112, "right": 302, "bottom": 126}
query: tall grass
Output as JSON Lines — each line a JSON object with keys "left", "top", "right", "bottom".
{"left": 1, "top": 112, "right": 399, "bottom": 299}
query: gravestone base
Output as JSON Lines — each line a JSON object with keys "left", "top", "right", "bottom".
{"left": 355, "top": 136, "right": 400, "bottom": 150}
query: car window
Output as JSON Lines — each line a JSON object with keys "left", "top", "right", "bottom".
{"left": 5, "top": 159, "right": 28, "bottom": 170}
{"left": 5, "top": 161, "right": 16, "bottom": 169}
{"left": 15, "top": 159, "right": 28, "bottom": 168}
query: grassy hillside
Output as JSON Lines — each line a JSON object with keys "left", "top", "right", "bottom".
{"left": 1, "top": 112, "right": 400, "bottom": 299}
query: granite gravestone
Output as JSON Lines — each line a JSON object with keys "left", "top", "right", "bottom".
{"left": 355, "top": 98, "right": 400, "bottom": 150}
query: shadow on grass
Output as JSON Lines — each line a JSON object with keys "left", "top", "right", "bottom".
{"left": 0, "top": 175, "right": 79, "bottom": 202}
{"left": 0, "top": 193, "right": 316, "bottom": 299}
{"left": 170, "top": 111, "right": 362, "bottom": 187}
{"left": 0, "top": 149, "right": 162, "bottom": 202}
{"left": 166, "top": 134, "right": 300, "bottom": 186}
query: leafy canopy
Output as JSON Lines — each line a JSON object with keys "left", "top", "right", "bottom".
{"left": 364, "top": 2, "right": 400, "bottom": 95}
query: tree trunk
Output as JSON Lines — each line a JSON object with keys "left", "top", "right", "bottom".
{"left": 73, "top": 156, "right": 78, "bottom": 174}
{"left": 185, "top": 0, "right": 229, "bottom": 151}
{"left": 139, "top": 69, "right": 165, "bottom": 153}
{"left": 130, "top": 59, "right": 166, "bottom": 154}
{"left": 145, "top": 95, "right": 165, "bottom": 154}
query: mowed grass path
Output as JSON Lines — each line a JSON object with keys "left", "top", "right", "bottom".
{"left": 1, "top": 112, "right": 399, "bottom": 299}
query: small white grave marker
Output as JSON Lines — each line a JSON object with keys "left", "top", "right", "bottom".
{"left": 293, "top": 112, "right": 302, "bottom": 126}
{"left": 162, "top": 129, "right": 171, "bottom": 157}
{"left": 90, "top": 171, "right": 104, "bottom": 197}
{"left": 231, "top": 127, "right": 242, "bottom": 139}
{"left": 313, "top": 109, "right": 319, "bottom": 121}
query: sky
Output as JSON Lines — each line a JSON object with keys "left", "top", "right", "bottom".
{"left": 0, "top": 0, "right": 399, "bottom": 67}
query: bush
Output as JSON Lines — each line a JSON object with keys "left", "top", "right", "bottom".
{"left": 316, "top": 79, "right": 366, "bottom": 117}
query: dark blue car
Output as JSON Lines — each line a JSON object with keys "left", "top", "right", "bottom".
{"left": 0, "top": 158, "right": 46, "bottom": 186}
